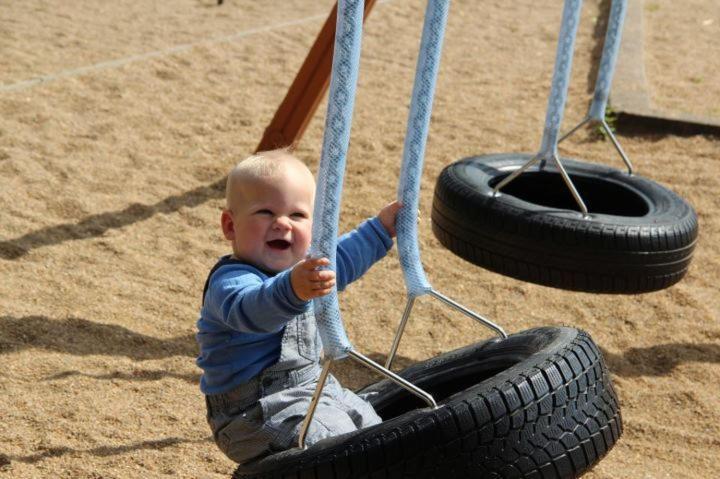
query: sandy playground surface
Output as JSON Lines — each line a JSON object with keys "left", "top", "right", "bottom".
{"left": 1, "top": 0, "right": 719, "bottom": 478}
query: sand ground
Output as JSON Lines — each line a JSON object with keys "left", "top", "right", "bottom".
{"left": 1, "top": 1, "right": 718, "bottom": 478}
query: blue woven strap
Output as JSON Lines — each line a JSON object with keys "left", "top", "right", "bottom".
{"left": 397, "top": 0, "right": 450, "bottom": 298}
{"left": 588, "top": 0, "right": 626, "bottom": 120}
{"left": 309, "top": 0, "right": 364, "bottom": 360}
{"left": 538, "top": 0, "right": 583, "bottom": 159}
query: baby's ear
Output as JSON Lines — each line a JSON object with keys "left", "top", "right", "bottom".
{"left": 220, "top": 210, "right": 235, "bottom": 240}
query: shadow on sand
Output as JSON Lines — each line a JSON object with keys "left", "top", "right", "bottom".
{"left": 0, "top": 315, "right": 196, "bottom": 360}
{"left": 0, "top": 177, "right": 225, "bottom": 260}
{"left": 2, "top": 436, "right": 209, "bottom": 466}
{"left": 601, "top": 342, "right": 720, "bottom": 377}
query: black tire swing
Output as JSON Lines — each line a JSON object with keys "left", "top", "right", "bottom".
{"left": 431, "top": 0, "right": 698, "bottom": 294}
{"left": 235, "top": 328, "right": 621, "bottom": 479}
{"left": 234, "top": 1, "right": 622, "bottom": 478}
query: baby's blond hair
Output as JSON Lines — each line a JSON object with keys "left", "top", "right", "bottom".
{"left": 225, "top": 148, "right": 311, "bottom": 209}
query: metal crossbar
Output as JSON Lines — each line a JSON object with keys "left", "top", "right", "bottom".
{"left": 493, "top": 0, "right": 632, "bottom": 216}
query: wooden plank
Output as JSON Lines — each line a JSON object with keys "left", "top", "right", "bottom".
{"left": 611, "top": 0, "right": 720, "bottom": 129}
{"left": 256, "top": 0, "right": 378, "bottom": 152}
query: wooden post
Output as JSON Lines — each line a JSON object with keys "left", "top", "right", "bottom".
{"left": 255, "top": 0, "right": 378, "bottom": 153}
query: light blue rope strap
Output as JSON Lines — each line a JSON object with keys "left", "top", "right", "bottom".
{"left": 538, "top": 0, "right": 584, "bottom": 159}
{"left": 588, "top": 0, "right": 627, "bottom": 120}
{"left": 309, "top": 0, "right": 364, "bottom": 360}
{"left": 397, "top": 0, "right": 450, "bottom": 298}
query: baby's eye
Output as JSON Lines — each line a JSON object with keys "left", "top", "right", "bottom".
{"left": 291, "top": 212, "right": 308, "bottom": 219}
{"left": 255, "top": 209, "right": 273, "bottom": 216}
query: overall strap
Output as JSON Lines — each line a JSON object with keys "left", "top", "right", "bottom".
{"left": 201, "top": 256, "right": 246, "bottom": 304}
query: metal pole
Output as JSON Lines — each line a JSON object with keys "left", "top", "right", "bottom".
{"left": 348, "top": 350, "right": 437, "bottom": 409}
{"left": 601, "top": 119, "right": 633, "bottom": 174}
{"left": 549, "top": 154, "right": 589, "bottom": 216}
{"left": 385, "top": 297, "right": 416, "bottom": 369}
{"left": 298, "top": 358, "right": 333, "bottom": 449}
{"left": 557, "top": 117, "right": 633, "bottom": 174}
{"left": 428, "top": 290, "right": 507, "bottom": 338}
{"left": 558, "top": 116, "right": 591, "bottom": 143}
{"left": 493, "top": 155, "right": 541, "bottom": 195}
{"left": 298, "top": 348, "right": 438, "bottom": 449}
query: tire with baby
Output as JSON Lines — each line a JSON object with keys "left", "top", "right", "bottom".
{"left": 231, "top": 327, "right": 620, "bottom": 478}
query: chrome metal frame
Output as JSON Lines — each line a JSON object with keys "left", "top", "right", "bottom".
{"left": 493, "top": 0, "right": 633, "bottom": 217}
{"left": 298, "top": 358, "right": 334, "bottom": 449}
{"left": 494, "top": 116, "right": 634, "bottom": 219}
{"left": 298, "top": 350, "right": 438, "bottom": 449}
{"left": 558, "top": 116, "right": 634, "bottom": 174}
{"left": 492, "top": 152, "right": 590, "bottom": 217}
{"left": 385, "top": 289, "right": 507, "bottom": 370}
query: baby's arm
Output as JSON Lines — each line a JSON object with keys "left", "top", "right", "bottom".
{"left": 335, "top": 201, "right": 401, "bottom": 290}
{"left": 207, "top": 266, "right": 308, "bottom": 334}
{"left": 286, "top": 201, "right": 400, "bottom": 297}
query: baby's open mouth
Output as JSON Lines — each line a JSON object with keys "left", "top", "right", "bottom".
{"left": 266, "top": 239, "right": 291, "bottom": 250}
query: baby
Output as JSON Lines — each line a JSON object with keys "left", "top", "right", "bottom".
{"left": 196, "top": 149, "right": 401, "bottom": 465}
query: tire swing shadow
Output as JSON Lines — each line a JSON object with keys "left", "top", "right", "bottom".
{"left": 0, "top": 315, "right": 197, "bottom": 361}
{"left": 1, "top": 436, "right": 209, "bottom": 466}
{"left": 0, "top": 177, "right": 226, "bottom": 260}
{"left": 600, "top": 343, "right": 720, "bottom": 377}
{"left": 41, "top": 369, "right": 198, "bottom": 385}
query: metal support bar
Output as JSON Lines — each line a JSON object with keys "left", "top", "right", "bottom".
{"left": 299, "top": 348, "right": 438, "bottom": 449}
{"left": 558, "top": 116, "right": 591, "bottom": 143}
{"left": 493, "top": 152, "right": 589, "bottom": 217}
{"left": 550, "top": 153, "right": 589, "bottom": 216}
{"left": 492, "top": 154, "right": 541, "bottom": 195}
{"left": 385, "top": 290, "right": 508, "bottom": 370}
{"left": 385, "top": 297, "right": 416, "bottom": 369}
{"left": 348, "top": 350, "right": 437, "bottom": 409}
{"left": 558, "top": 116, "right": 634, "bottom": 175}
{"left": 298, "top": 358, "right": 333, "bottom": 449}
{"left": 428, "top": 289, "right": 507, "bottom": 338}
{"left": 601, "top": 119, "right": 634, "bottom": 174}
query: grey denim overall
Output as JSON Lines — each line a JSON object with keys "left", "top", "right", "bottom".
{"left": 203, "top": 264, "right": 381, "bottom": 465}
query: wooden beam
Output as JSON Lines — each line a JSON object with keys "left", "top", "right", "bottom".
{"left": 611, "top": 0, "right": 720, "bottom": 130}
{"left": 256, "top": 0, "right": 378, "bottom": 152}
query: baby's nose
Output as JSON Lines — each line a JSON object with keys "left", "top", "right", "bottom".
{"left": 273, "top": 216, "right": 291, "bottom": 230}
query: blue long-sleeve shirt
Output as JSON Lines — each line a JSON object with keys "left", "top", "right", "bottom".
{"left": 196, "top": 217, "right": 393, "bottom": 394}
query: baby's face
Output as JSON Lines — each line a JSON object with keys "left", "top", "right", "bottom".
{"left": 226, "top": 165, "right": 314, "bottom": 273}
